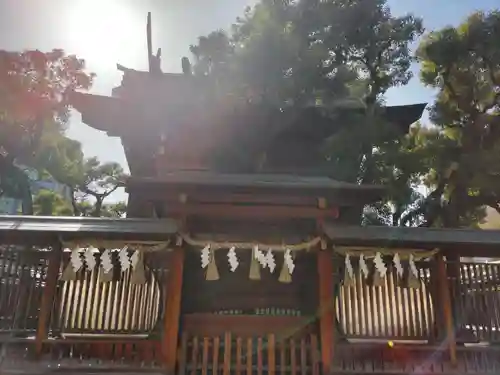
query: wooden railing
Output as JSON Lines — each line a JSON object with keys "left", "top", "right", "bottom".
{"left": 0, "top": 244, "right": 171, "bottom": 372}
{"left": 334, "top": 343, "right": 500, "bottom": 374}
{"left": 3, "top": 243, "right": 500, "bottom": 374}
{"left": 0, "top": 338, "right": 164, "bottom": 372}
{"left": 180, "top": 314, "right": 321, "bottom": 375}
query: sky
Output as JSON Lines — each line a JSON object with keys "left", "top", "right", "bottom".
{"left": 0, "top": 0, "right": 499, "bottom": 202}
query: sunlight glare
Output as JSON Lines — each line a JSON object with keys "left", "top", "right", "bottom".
{"left": 62, "top": 0, "right": 144, "bottom": 69}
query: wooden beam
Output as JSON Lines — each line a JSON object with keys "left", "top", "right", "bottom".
{"left": 165, "top": 203, "right": 339, "bottom": 220}
{"left": 181, "top": 314, "right": 313, "bottom": 337}
{"left": 127, "top": 184, "right": 384, "bottom": 206}
{"left": 163, "top": 247, "right": 185, "bottom": 373}
{"left": 435, "top": 254, "right": 457, "bottom": 366}
{"left": 322, "top": 223, "right": 500, "bottom": 257}
{"left": 223, "top": 332, "right": 232, "bottom": 375}
{"left": 34, "top": 242, "right": 63, "bottom": 357}
{"left": 146, "top": 12, "right": 153, "bottom": 72}
{"left": 317, "top": 250, "right": 335, "bottom": 373}
{"left": 178, "top": 192, "right": 320, "bottom": 206}
{"left": 268, "top": 333, "right": 276, "bottom": 375}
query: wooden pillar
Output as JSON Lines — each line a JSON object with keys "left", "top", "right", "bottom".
{"left": 435, "top": 254, "right": 457, "bottom": 366}
{"left": 317, "top": 250, "right": 335, "bottom": 374}
{"left": 35, "top": 241, "right": 63, "bottom": 358}
{"left": 163, "top": 247, "right": 185, "bottom": 373}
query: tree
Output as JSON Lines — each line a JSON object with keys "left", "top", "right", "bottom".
{"left": 74, "top": 157, "right": 126, "bottom": 217}
{"left": 33, "top": 190, "right": 73, "bottom": 216}
{"left": 31, "top": 137, "right": 127, "bottom": 217}
{"left": 414, "top": 10, "right": 500, "bottom": 227}
{"left": 0, "top": 49, "right": 94, "bottom": 214}
{"left": 101, "top": 201, "right": 127, "bottom": 218}
{"left": 189, "top": 0, "right": 424, "bottom": 224}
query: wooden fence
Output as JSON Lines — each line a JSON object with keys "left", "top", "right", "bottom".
{"left": 2, "top": 245, "right": 500, "bottom": 374}
{"left": 0, "top": 246, "right": 49, "bottom": 335}
{"left": 51, "top": 250, "right": 168, "bottom": 336}
{"left": 335, "top": 261, "right": 434, "bottom": 340}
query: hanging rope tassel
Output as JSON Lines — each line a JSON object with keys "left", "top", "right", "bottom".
{"left": 60, "top": 248, "right": 82, "bottom": 281}
{"left": 60, "top": 262, "right": 77, "bottom": 281}
{"left": 98, "top": 267, "right": 114, "bottom": 283}
{"left": 393, "top": 252, "right": 404, "bottom": 287}
{"left": 278, "top": 261, "right": 292, "bottom": 283}
{"left": 279, "top": 249, "right": 294, "bottom": 283}
{"left": 98, "top": 249, "right": 114, "bottom": 283}
{"left": 131, "top": 251, "right": 147, "bottom": 284}
{"left": 249, "top": 246, "right": 261, "bottom": 280}
{"left": 343, "top": 253, "right": 355, "bottom": 287}
{"left": 205, "top": 249, "right": 219, "bottom": 281}
{"left": 370, "top": 266, "right": 385, "bottom": 287}
{"left": 406, "top": 254, "right": 421, "bottom": 289}
{"left": 371, "top": 252, "right": 387, "bottom": 287}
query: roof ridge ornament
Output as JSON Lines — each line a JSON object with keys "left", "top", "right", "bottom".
{"left": 146, "top": 12, "right": 162, "bottom": 75}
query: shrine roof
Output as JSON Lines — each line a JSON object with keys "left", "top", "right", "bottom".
{"left": 70, "top": 93, "right": 128, "bottom": 136}
{"left": 322, "top": 223, "right": 500, "bottom": 256}
{"left": 127, "top": 171, "right": 380, "bottom": 189}
{"left": 0, "top": 216, "right": 177, "bottom": 244}
{"left": 70, "top": 91, "right": 427, "bottom": 138}
{"left": 126, "top": 171, "right": 386, "bottom": 203}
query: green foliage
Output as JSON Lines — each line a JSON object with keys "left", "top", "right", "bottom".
{"left": 28, "top": 131, "right": 127, "bottom": 217}
{"left": 190, "top": 0, "right": 422, "bottom": 107}
{"left": 33, "top": 190, "right": 73, "bottom": 216}
{"left": 73, "top": 157, "right": 126, "bottom": 217}
{"left": 190, "top": 0, "right": 424, "bottom": 225}
{"left": 101, "top": 201, "right": 127, "bottom": 218}
{"left": 414, "top": 10, "right": 500, "bottom": 227}
{"left": 4, "top": 3, "right": 499, "bottom": 231}
{"left": 189, "top": 2, "right": 499, "bottom": 229}
{"left": 191, "top": 0, "right": 421, "bottom": 165}
{"left": 0, "top": 48, "right": 95, "bottom": 214}
{"left": 0, "top": 49, "right": 94, "bottom": 162}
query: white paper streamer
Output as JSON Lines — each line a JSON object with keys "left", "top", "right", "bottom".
{"left": 70, "top": 248, "right": 83, "bottom": 273}
{"left": 409, "top": 254, "right": 419, "bottom": 277}
{"left": 266, "top": 249, "right": 276, "bottom": 273}
{"left": 345, "top": 253, "right": 354, "bottom": 278}
{"left": 359, "top": 254, "right": 369, "bottom": 279}
{"left": 118, "top": 246, "right": 131, "bottom": 272}
{"left": 201, "top": 245, "right": 210, "bottom": 269}
{"left": 284, "top": 249, "right": 295, "bottom": 274}
{"left": 227, "top": 246, "right": 239, "bottom": 272}
{"left": 374, "top": 252, "right": 387, "bottom": 277}
{"left": 101, "top": 249, "right": 113, "bottom": 273}
{"left": 393, "top": 253, "right": 404, "bottom": 277}
{"left": 84, "top": 247, "right": 96, "bottom": 271}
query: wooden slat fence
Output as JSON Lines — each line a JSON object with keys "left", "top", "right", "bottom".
{"left": 179, "top": 314, "right": 320, "bottom": 375}
{"left": 51, "top": 250, "right": 169, "bottom": 336}
{"left": 178, "top": 332, "right": 320, "bottom": 375}
{"left": 451, "top": 261, "right": 500, "bottom": 343}
{"left": 334, "top": 342, "right": 500, "bottom": 374}
{"left": 335, "top": 259, "right": 434, "bottom": 340}
{"left": 0, "top": 246, "right": 51, "bottom": 335}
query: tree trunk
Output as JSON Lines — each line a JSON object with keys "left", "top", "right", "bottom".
{"left": 93, "top": 198, "right": 103, "bottom": 217}
{"left": 21, "top": 191, "right": 33, "bottom": 215}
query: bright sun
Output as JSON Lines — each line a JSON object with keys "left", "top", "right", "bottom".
{"left": 62, "top": 0, "right": 144, "bottom": 68}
